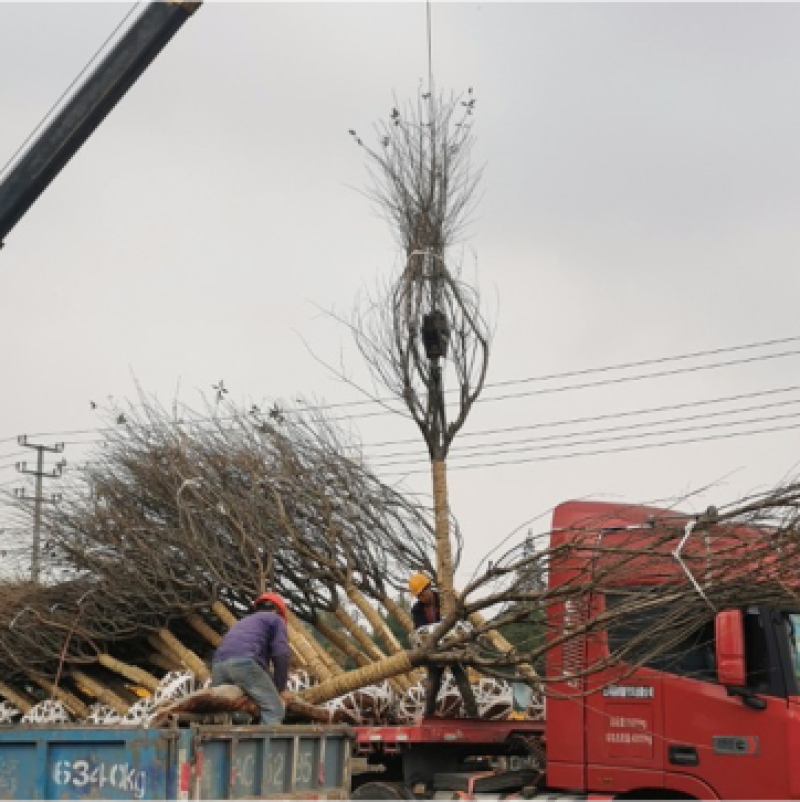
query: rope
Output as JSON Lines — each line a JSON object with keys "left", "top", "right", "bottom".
{"left": 426, "top": 1, "right": 434, "bottom": 100}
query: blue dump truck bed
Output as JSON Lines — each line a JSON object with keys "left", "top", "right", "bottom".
{"left": 0, "top": 724, "right": 352, "bottom": 800}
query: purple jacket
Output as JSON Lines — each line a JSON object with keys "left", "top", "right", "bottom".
{"left": 213, "top": 611, "right": 290, "bottom": 691}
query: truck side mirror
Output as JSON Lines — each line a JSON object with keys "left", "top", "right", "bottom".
{"left": 715, "top": 609, "right": 746, "bottom": 687}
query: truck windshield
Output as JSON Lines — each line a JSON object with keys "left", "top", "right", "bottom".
{"left": 784, "top": 613, "right": 800, "bottom": 688}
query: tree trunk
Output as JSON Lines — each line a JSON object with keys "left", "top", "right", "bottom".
{"left": 0, "top": 681, "right": 34, "bottom": 713}
{"left": 71, "top": 670, "right": 130, "bottom": 715}
{"left": 148, "top": 652, "right": 181, "bottom": 673}
{"left": 286, "top": 622, "right": 335, "bottom": 682}
{"left": 382, "top": 594, "right": 414, "bottom": 635}
{"left": 331, "top": 608, "right": 410, "bottom": 692}
{"left": 289, "top": 643, "right": 307, "bottom": 668}
{"left": 96, "top": 654, "right": 160, "bottom": 692}
{"left": 468, "top": 611, "right": 540, "bottom": 682}
{"left": 300, "top": 648, "right": 425, "bottom": 706}
{"left": 157, "top": 628, "right": 211, "bottom": 681}
{"left": 314, "top": 618, "right": 372, "bottom": 668}
{"left": 29, "top": 673, "right": 89, "bottom": 719}
{"left": 187, "top": 613, "right": 223, "bottom": 647}
{"left": 333, "top": 607, "right": 387, "bottom": 662}
{"left": 346, "top": 585, "right": 404, "bottom": 655}
{"left": 432, "top": 459, "right": 456, "bottom": 618}
{"left": 211, "top": 600, "right": 238, "bottom": 629}
{"left": 287, "top": 610, "right": 343, "bottom": 675}
{"left": 147, "top": 636, "right": 190, "bottom": 675}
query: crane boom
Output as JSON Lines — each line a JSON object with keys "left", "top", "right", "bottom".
{"left": 0, "top": 1, "right": 201, "bottom": 248}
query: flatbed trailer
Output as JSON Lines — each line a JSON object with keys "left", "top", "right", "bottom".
{"left": 352, "top": 718, "right": 545, "bottom": 799}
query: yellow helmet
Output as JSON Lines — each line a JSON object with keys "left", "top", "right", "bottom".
{"left": 408, "top": 573, "right": 431, "bottom": 597}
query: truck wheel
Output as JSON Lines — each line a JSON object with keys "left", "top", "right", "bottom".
{"left": 351, "top": 780, "right": 411, "bottom": 799}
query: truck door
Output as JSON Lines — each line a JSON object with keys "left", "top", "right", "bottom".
{"left": 585, "top": 592, "right": 664, "bottom": 795}
{"left": 662, "top": 609, "right": 790, "bottom": 800}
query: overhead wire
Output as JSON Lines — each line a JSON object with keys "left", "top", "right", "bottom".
{"left": 10, "top": 382, "right": 800, "bottom": 460}
{"left": 370, "top": 408, "right": 800, "bottom": 468}
{"left": 361, "top": 384, "right": 800, "bottom": 450}
{"left": 376, "top": 419, "right": 800, "bottom": 476}
{"left": 242, "top": 333, "right": 800, "bottom": 415}
{"left": 223, "top": 343, "right": 800, "bottom": 422}
{"left": 4, "top": 333, "right": 800, "bottom": 443}
{"left": 483, "top": 334, "right": 800, "bottom": 390}
{"left": 14, "top": 331, "right": 800, "bottom": 438}
{"left": 477, "top": 348, "right": 800, "bottom": 406}
{"left": 7, "top": 387, "right": 800, "bottom": 482}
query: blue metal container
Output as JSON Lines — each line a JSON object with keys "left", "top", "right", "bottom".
{"left": 0, "top": 725, "right": 352, "bottom": 800}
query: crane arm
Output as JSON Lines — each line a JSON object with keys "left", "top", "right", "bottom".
{"left": 0, "top": 1, "right": 201, "bottom": 248}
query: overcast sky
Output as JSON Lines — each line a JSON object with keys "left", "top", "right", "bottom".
{"left": 2, "top": 2, "right": 800, "bottom": 581}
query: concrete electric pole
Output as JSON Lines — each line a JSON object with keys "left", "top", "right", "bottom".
{"left": 15, "top": 436, "right": 65, "bottom": 583}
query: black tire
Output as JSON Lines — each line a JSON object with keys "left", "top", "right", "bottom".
{"left": 351, "top": 780, "right": 411, "bottom": 799}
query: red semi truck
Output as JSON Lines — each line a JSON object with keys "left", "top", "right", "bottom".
{"left": 0, "top": 501, "right": 794, "bottom": 800}
{"left": 351, "top": 499, "right": 800, "bottom": 800}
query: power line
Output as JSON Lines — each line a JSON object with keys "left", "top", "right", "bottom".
{"left": 7, "top": 388, "right": 800, "bottom": 477}
{"left": 241, "top": 345, "right": 800, "bottom": 423}
{"left": 4, "top": 417, "right": 799, "bottom": 491}
{"left": 277, "top": 334, "right": 800, "bottom": 416}
{"left": 0, "top": 451, "right": 33, "bottom": 469}
{"left": 484, "top": 334, "right": 800, "bottom": 390}
{"left": 365, "top": 394, "right": 800, "bottom": 461}
{"left": 301, "top": 333, "right": 800, "bottom": 414}
{"left": 376, "top": 419, "right": 800, "bottom": 476}
{"left": 372, "top": 408, "right": 800, "bottom": 468}
{"left": 6, "top": 383, "right": 800, "bottom": 476}
{"left": 477, "top": 348, "right": 800, "bottom": 405}
{"left": 362, "top": 384, "right": 800, "bottom": 450}
{"left": 6, "top": 334, "right": 800, "bottom": 443}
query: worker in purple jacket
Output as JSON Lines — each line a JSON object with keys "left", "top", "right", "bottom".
{"left": 211, "top": 592, "right": 291, "bottom": 725}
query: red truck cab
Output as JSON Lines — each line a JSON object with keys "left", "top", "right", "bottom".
{"left": 547, "top": 500, "right": 800, "bottom": 800}
{"left": 352, "top": 500, "right": 800, "bottom": 799}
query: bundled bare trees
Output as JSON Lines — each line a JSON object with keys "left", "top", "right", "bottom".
{"left": 2, "top": 389, "right": 800, "bottom": 720}
{"left": 0, "top": 396, "right": 451, "bottom": 705}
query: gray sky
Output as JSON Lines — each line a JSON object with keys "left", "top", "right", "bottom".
{"left": 2, "top": 2, "right": 800, "bottom": 579}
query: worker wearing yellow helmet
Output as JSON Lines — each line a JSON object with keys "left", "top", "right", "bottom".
{"left": 408, "top": 573, "right": 478, "bottom": 719}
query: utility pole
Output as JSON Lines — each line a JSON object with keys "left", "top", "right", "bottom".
{"left": 517, "top": 530, "right": 544, "bottom": 596}
{"left": 15, "top": 436, "right": 65, "bottom": 583}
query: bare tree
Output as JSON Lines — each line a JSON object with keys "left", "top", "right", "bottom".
{"left": 351, "top": 90, "right": 489, "bottom": 617}
{"left": 1, "top": 394, "right": 448, "bottom": 694}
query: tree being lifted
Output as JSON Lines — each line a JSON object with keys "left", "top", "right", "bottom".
{"left": 350, "top": 90, "right": 489, "bottom": 618}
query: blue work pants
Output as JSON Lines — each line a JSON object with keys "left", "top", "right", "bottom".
{"left": 211, "top": 657, "right": 285, "bottom": 725}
